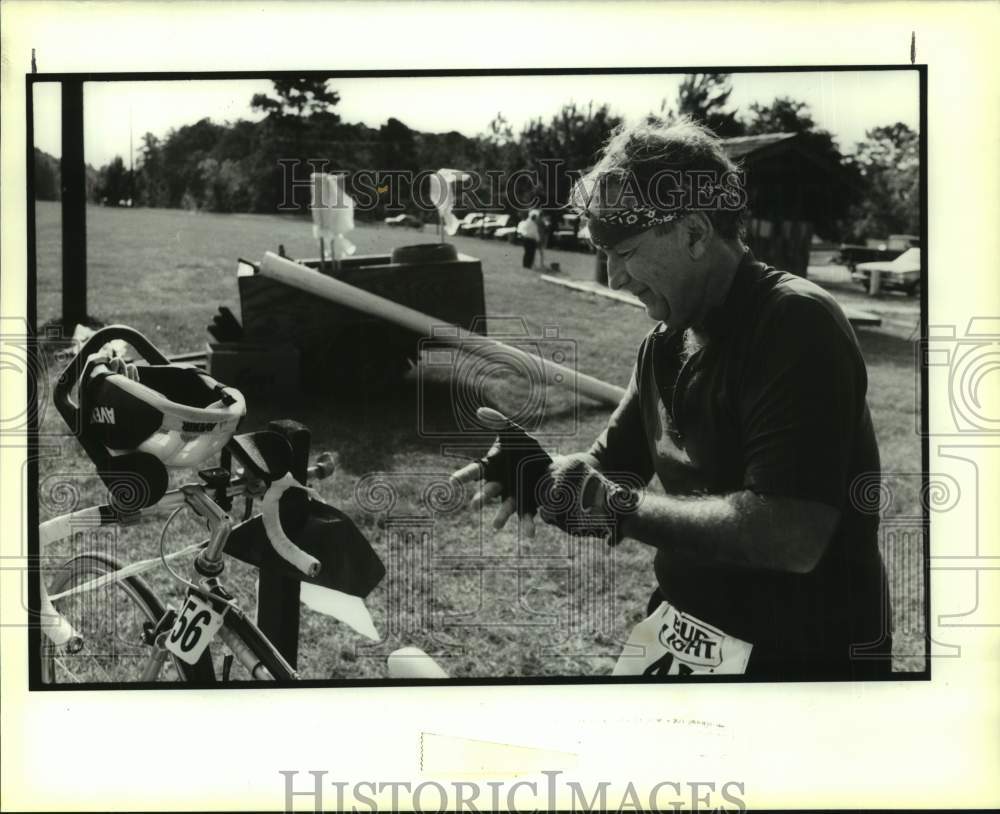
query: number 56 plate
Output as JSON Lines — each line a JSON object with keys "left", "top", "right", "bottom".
{"left": 164, "top": 591, "right": 227, "bottom": 665}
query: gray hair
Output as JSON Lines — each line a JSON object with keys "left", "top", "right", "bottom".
{"left": 571, "top": 116, "right": 747, "bottom": 241}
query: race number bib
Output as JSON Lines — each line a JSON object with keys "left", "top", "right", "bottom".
{"left": 164, "top": 591, "right": 227, "bottom": 665}
{"left": 613, "top": 601, "right": 752, "bottom": 676}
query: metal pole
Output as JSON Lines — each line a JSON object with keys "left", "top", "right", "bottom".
{"left": 61, "top": 80, "right": 88, "bottom": 328}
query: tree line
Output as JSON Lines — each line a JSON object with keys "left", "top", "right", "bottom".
{"left": 34, "top": 75, "right": 919, "bottom": 242}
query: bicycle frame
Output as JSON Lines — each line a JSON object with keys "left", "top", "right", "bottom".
{"left": 39, "top": 457, "right": 333, "bottom": 683}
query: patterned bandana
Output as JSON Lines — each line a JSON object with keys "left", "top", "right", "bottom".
{"left": 585, "top": 206, "right": 687, "bottom": 251}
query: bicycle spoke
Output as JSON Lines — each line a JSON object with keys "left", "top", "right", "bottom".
{"left": 50, "top": 654, "right": 84, "bottom": 683}
{"left": 41, "top": 554, "right": 185, "bottom": 684}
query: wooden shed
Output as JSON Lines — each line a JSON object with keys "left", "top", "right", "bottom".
{"left": 722, "top": 132, "right": 857, "bottom": 277}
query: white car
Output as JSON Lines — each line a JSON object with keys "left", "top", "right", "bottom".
{"left": 853, "top": 248, "right": 922, "bottom": 295}
{"left": 384, "top": 213, "right": 423, "bottom": 229}
{"left": 456, "top": 213, "right": 486, "bottom": 234}
{"left": 478, "top": 213, "right": 513, "bottom": 237}
{"left": 493, "top": 223, "right": 522, "bottom": 243}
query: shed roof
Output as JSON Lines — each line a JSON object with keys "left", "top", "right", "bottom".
{"left": 721, "top": 132, "right": 798, "bottom": 160}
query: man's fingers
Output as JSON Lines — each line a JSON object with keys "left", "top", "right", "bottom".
{"left": 476, "top": 406, "right": 520, "bottom": 433}
{"left": 450, "top": 461, "right": 484, "bottom": 485}
{"left": 492, "top": 497, "right": 517, "bottom": 530}
{"left": 521, "top": 512, "right": 536, "bottom": 538}
{"left": 471, "top": 481, "right": 503, "bottom": 509}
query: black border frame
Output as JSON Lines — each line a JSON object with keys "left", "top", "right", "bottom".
{"left": 25, "top": 64, "right": 930, "bottom": 691}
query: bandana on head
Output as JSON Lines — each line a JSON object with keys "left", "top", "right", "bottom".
{"left": 584, "top": 206, "right": 687, "bottom": 251}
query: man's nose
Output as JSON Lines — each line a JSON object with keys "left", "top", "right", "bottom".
{"left": 606, "top": 254, "right": 630, "bottom": 291}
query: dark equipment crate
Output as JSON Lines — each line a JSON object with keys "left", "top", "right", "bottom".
{"left": 238, "top": 244, "right": 485, "bottom": 394}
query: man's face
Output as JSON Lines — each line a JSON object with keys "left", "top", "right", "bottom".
{"left": 604, "top": 219, "right": 711, "bottom": 330}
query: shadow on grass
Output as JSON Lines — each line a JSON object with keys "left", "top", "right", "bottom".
{"left": 236, "top": 368, "right": 570, "bottom": 475}
{"left": 235, "top": 359, "right": 606, "bottom": 479}
{"left": 856, "top": 327, "right": 919, "bottom": 372}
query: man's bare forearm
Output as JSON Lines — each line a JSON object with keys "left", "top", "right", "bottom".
{"left": 618, "top": 490, "right": 838, "bottom": 574}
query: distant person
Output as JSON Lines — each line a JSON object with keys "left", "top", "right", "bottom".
{"left": 537, "top": 211, "right": 550, "bottom": 271}
{"left": 517, "top": 210, "right": 541, "bottom": 270}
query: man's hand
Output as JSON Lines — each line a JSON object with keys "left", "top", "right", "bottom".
{"left": 450, "top": 407, "right": 552, "bottom": 536}
{"left": 537, "top": 455, "right": 637, "bottom": 543}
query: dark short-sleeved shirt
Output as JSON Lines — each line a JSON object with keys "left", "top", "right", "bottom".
{"left": 591, "top": 250, "right": 892, "bottom": 678}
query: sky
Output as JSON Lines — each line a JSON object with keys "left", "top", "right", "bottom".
{"left": 31, "top": 70, "right": 920, "bottom": 170}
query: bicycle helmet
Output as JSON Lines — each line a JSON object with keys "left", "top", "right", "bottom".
{"left": 56, "top": 326, "right": 247, "bottom": 513}
{"left": 81, "top": 361, "right": 245, "bottom": 469}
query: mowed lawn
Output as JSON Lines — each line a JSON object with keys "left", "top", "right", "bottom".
{"left": 34, "top": 201, "right": 925, "bottom": 677}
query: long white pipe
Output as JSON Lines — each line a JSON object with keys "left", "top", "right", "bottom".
{"left": 258, "top": 252, "right": 626, "bottom": 407}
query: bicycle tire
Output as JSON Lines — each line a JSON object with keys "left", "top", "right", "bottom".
{"left": 40, "top": 552, "right": 214, "bottom": 684}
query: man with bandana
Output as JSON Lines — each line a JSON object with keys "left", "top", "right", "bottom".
{"left": 452, "top": 117, "right": 892, "bottom": 679}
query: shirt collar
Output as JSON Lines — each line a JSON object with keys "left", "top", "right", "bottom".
{"left": 701, "top": 248, "right": 765, "bottom": 338}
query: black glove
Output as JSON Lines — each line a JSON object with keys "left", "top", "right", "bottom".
{"left": 537, "top": 456, "right": 638, "bottom": 543}
{"left": 475, "top": 409, "right": 552, "bottom": 517}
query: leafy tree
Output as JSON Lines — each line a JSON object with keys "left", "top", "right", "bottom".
{"left": 745, "top": 97, "right": 817, "bottom": 135}
{"left": 97, "top": 156, "right": 132, "bottom": 205}
{"left": 470, "top": 114, "right": 525, "bottom": 211}
{"left": 248, "top": 80, "right": 344, "bottom": 212}
{"left": 163, "top": 118, "right": 228, "bottom": 208}
{"left": 33, "top": 148, "right": 60, "bottom": 200}
{"left": 848, "top": 123, "right": 920, "bottom": 239}
{"left": 518, "top": 102, "right": 623, "bottom": 212}
{"left": 250, "top": 78, "right": 341, "bottom": 119}
{"left": 135, "top": 133, "right": 168, "bottom": 206}
{"left": 662, "top": 73, "right": 745, "bottom": 138}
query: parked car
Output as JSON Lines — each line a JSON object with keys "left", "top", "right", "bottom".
{"left": 456, "top": 212, "right": 487, "bottom": 235}
{"left": 550, "top": 213, "right": 581, "bottom": 249}
{"left": 549, "top": 213, "right": 596, "bottom": 252}
{"left": 835, "top": 234, "right": 920, "bottom": 273}
{"left": 853, "top": 247, "right": 922, "bottom": 295}
{"left": 384, "top": 213, "right": 423, "bottom": 229}
{"left": 478, "top": 214, "right": 514, "bottom": 237}
{"left": 494, "top": 221, "right": 522, "bottom": 244}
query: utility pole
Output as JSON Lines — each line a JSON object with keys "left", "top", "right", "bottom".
{"left": 129, "top": 107, "right": 134, "bottom": 205}
{"left": 61, "top": 79, "right": 88, "bottom": 328}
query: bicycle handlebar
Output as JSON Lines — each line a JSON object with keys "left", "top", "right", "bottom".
{"left": 260, "top": 473, "right": 322, "bottom": 578}
{"left": 39, "top": 448, "right": 336, "bottom": 649}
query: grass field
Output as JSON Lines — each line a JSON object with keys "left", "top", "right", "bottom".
{"left": 34, "top": 201, "right": 925, "bottom": 678}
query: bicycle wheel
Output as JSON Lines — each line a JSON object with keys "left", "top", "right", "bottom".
{"left": 40, "top": 552, "right": 214, "bottom": 684}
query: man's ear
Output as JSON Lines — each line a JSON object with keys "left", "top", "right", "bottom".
{"left": 686, "top": 213, "right": 713, "bottom": 259}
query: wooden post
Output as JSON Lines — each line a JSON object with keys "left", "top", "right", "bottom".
{"left": 594, "top": 250, "right": 608, "bottom": 285}
{"left": 869, "top": 268, "right": 883, "bottom": 296}
{"left": 61, "top": 79, "right": 88, "bottom": 328}
{"left": 255, "top": 419, "right": 310, "bottom": 669}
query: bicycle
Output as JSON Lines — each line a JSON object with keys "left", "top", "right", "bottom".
{"left": 38, "top": 325, "right": 385, "bottom": 684}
